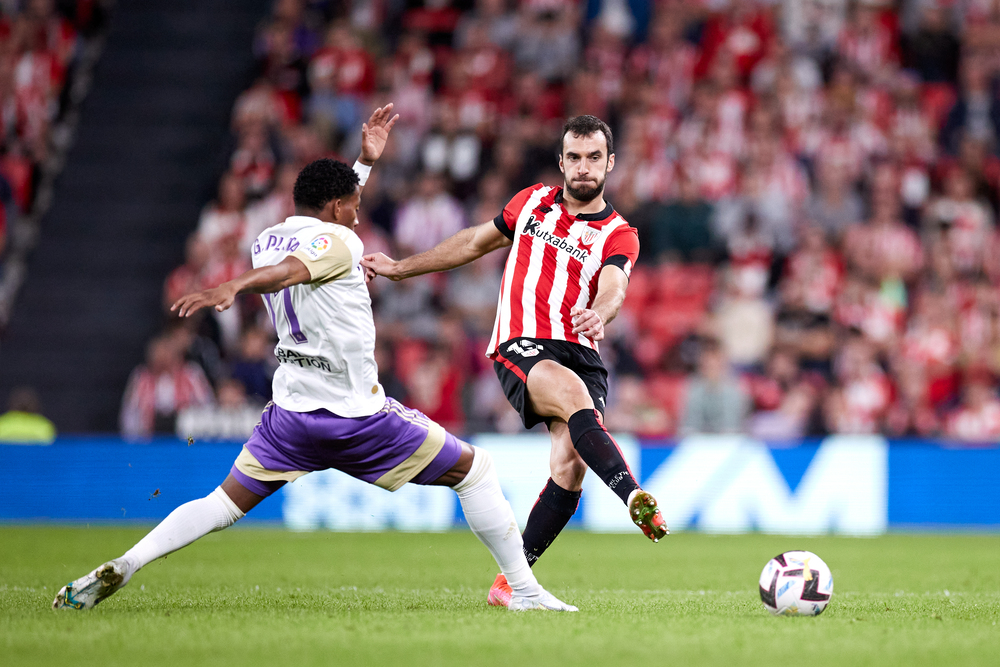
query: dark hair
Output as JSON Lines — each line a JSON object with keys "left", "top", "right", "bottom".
{"left": 560, "top": 115, "right": 614, "bottom": 156}
{"left": 292, "top": 158, "right": 360, "bottom": 212}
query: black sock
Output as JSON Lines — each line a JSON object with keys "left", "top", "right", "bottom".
{"left": 521, "top": 478, "right": 581, "bottom": 567}
{"left": 567, "top": 408, "right": 639, "bottom": 504}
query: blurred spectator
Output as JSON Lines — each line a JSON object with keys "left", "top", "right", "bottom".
{"left": 374, "top": 275, "right": 441, "bottom": 341}
{"left": 394, "top": 172, "right": 466, "bottom": 255}
{"left": 825, "top": 335, "right": 892, "bottom": 434}
{"left": 306, "top": 21, "right": 376, "bottom": 151}
{"left": 774, "top": 278, "right": 836, "bottom": 376}
{"left": 680, "top": 339, "right": 749, "bottom": 435}
{"left": 197, "top": 171, "right": 247, "bottom": 247}
{"left": 445, "top": 252, "right": 502, "bottom": 337}
{"left": 885, "top": 363, "right": 940, "bottom": 438}
{"left": 243, "top": 163, "right": 297, "bottom": 247}
{"left": 163, "top": 234, "right": 209, "bottom": 311}
{"left": 748, "top": 380, "right": 820, "bottom": 441}
{"left": 837, "top": 0, "right": 898, "bottom": 83}
{"left": 646, "top": 167, "right": 715, "bottom": 263}
{"left": 421, "top": 102, "right": 483, "bottom": 188}
{"left": 176, "top": 378, "right": 264, "bottom": 441}
{"left": 784, "top": 225, "right": 843, "bottom": 316}
{"left": 120, "top": 335, "right": 214, "bottom": 439}
{"left": 0, "top": 386, "right": 56, "bottom": 444}
{"left": 230, "top": 326, "right": 274, "bottom": 403}
{"left": 945, "top": 369, "right": 1000, "bottom": 442}
{"left": 712, "top": 267, "right": 774, "bottom": 369}
{"left": 374, "top": 340, "right": 407, "bottom": 402}
{"left": 901, "top": 2, "right": 960, "bottom": 84}
{"left": 940, "top": 55, "right": 1000, "bottom": 156}
{"left": 404, "top": 343, "right": 465, "bottom": 433}
{"left": 923, "top": 166, "right": 994, "bottom": 277}
{"left": 454, "top": 0, "right": 519, "bottom": 51}
{"left": 230, "top": 123, "right": 276, "bottom": 198}
{"left": 604, "top": 374, "right": 673, "bottom": 437}
{"left": 844, "top": 165, "right": 923, "bottom": 283}
{"left": 804, "top": 159, "right": 863, "bottom": 241}
{"left": 514, "top": 6, "right": 581, "bottom": 83}
{"left": 0, "top": 189, "right": 7, "bottom": 262}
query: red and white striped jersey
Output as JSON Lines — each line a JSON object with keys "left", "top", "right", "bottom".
{"left": 487, "top": 184, "right": 639, "bottom": 357}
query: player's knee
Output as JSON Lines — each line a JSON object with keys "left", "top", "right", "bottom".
{"left": 529, "top": 367, "right": 593, "bottom": 420}
{"left": 211, "top": 487, "right": 246, "bottom": 529}
{"left": 452, "top": 446, "right": 495, "bottom": 493}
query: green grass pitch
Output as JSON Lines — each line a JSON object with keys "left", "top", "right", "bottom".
{"left": 1, "top": 527, "right": 997, "bottom": 666}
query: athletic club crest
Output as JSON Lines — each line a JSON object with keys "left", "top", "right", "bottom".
{"left": 580, "top": 228, "right": 600, "bottom": 246}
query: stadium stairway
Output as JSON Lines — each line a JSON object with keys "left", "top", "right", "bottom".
{"left": 0, "top": 0, "right": 271, "bottom": 432}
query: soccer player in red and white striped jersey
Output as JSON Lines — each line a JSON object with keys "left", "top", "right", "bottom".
{"left": 362, "top": 116, "right": 668, "bottom": 607}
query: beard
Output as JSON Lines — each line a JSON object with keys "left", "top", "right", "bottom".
{"left": 564, "top": 174, "right": 606, "bottom": 202}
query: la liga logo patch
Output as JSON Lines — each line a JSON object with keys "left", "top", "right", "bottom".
{"left": 304, "top": 235, "right": 332, "bottom": 260}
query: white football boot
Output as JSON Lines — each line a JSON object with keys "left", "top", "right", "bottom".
{"left": 52, "top": 559, "right": 130, "bottom": 610}
{"left": 508, "top": 588, "right": 578, "bottom": 612}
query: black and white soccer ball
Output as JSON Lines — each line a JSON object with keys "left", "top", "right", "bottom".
{"left": 758, "top": 550, "right": 833, "bottom": 616}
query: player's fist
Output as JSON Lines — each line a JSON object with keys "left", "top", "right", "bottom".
{"left": 360, "top": 253, "right": 403, "bottom": 281}
{"left": 570, "top": 306, "right": 604, "bottom": 341}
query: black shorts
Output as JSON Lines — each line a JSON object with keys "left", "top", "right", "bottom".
{"left": 493, "top": 337, "right": 609, "bottom": 429}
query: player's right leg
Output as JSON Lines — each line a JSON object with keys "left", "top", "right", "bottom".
{"left": 52, "top": 476, "right": 259, "bottom": 610}
{"left": 429, "top": 442, "right": 577, "bottom": 612}
{"left": 525, "top": 359, "right": 668, "bottom": 542}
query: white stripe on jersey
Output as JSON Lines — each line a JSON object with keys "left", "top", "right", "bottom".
{"left": 493, "top": 187, "right": 550, "bottom": 350}
{"left": 518, "top": 206, "right": 561, "bottom": 339}
{"left": 546, "top": 218, "right": 576, "bottom": 338}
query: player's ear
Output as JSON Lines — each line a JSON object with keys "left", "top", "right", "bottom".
{"left": 607, "top": 153, "right": 615, "bottom": 173}
{"left": 558, "top": 155, "right": 565, "bottom": 174}
{"left": 318, "top": 197, "right": 338, "bottom": 222}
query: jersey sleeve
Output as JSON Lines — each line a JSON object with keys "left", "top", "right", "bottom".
{"left": 291, "top": 232, "right": 354, "bottom": 284}
{"left": 601, "top": 226, "right": 639, "bottom": 279}
{"left": 492, "top": 184, "right": 543, "bottom": 240}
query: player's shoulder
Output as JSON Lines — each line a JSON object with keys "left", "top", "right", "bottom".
{"left": 297, "top": 221, "right": 363, "bottom": 262}
{"left": 600, "top": 208, "right": 637, "bottom": 234}
{"left": 508, "top": 183, "right": 554, "bottom": 208}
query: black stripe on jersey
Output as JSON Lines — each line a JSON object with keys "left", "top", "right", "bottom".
{"left": 493, "top": 214, "right": 515, "bottom": 240}
{"left": 602, "top": 254, "right": 631, "bottom": 279}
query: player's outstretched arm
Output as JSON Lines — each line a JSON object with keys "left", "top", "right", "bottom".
{"left": 171, "top": 256, "right": 311, "bottom": 317}
{"left": 361, "top": 220, "right": 511, "bottom": 281}
{"left": 570, "top": 265, "right": 629, "bottom": 342}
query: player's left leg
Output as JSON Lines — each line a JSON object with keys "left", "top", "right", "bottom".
{"left": 53, "top": 476, "right": 261, "bottom": 610}
{"left": 517, "top": 418, "right": 585, "bottom": 568}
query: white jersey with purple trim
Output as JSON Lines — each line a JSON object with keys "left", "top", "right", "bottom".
{"left": 251, "top": 215, "right": 385, "bottom": 417}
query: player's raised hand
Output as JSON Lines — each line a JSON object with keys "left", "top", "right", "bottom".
{"left": 570, "top": 306, "right": 605, "bottom": 341}
{"left": 359, "top": 103, "right": 399, "bottom": 165}
{"left": 171, "top": 284, "right": 238, "bottom": 318}
{"left": 360, "top": 252, "right": 404, "bottom": 281}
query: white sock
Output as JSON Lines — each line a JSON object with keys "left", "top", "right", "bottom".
{"left": 452, "top": 447, "right": 541, "bottom": 597}
{"left": 120, "top": 487, "right": 245, "bottom": 581}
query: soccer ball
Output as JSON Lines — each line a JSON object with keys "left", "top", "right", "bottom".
{"left": 758, "top": 550, "right": 833, "bottom": 616}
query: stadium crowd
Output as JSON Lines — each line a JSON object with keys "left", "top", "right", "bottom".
{"left": 0, "top": 0, "right": 100, "bottom": 274}
{"left": 124, "top": 0, "right": 1000, "bottom": 443}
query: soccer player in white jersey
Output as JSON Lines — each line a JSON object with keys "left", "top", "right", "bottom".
{"left": 52, "top": 105, "right": 575, "bottom": 613}
{"left": 362, "top": 115, "right": 668, "bottom": 607}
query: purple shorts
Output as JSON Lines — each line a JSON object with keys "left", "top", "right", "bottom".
{"left": 230, "top": 398, "right": 463, "bottom": 498}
